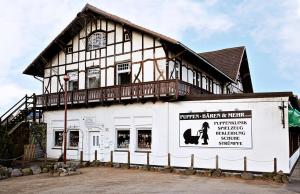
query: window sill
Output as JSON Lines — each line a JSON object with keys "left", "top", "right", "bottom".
{"left": 52, "top": 147, "right": 78, "bottom": 150}
{"left": 52, "top": 147, "right": 62, "bottom": 150}
{"left": 114, "top": 149, "right": 129, "bottom": 152}
{"left": 135, "top": 150, "right": 151, "bottom": 153}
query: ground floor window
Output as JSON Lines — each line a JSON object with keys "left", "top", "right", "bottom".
{"left": 69, "top": 131, "right": 79, "bottom": 147}
{"left": 54, "top": 131, "right": 63, "bottom": 147}
{"left": 116, "top": 129, "right": 130, "bottom": 149}
{"left": 137, "top": 129, "right": 152, "bottom": 150}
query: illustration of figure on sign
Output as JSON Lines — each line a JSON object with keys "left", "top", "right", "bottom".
{"left": 199, "top": 122, "right": 209, "bottom": 145}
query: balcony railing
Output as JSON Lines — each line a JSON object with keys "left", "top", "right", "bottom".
{"left": 36, "top": 80, "right": 210, "bottom": 108}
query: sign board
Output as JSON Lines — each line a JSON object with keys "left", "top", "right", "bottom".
{"left": 179, "top": 110, "right": 252, "bottom": 148}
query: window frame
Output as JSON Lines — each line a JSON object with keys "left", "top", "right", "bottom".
{"left": 68, "top": 130, "right": 80, "bottom": 148}
{"left": 115, "top": 128, "right": 130, "bottom": 151}
{"left": 136, "top": 128, "right": 152, "bottom": 151}
{"left": 86, "top": 67, "right": 100, "bottom": 89}
{"left": 67, "top": 70, "right": 79, "bottom": 91}
{"left": 116, "top": 61, "right": 131, "bottom": 85}
{"left": 87, "top": 30, "right": 107, "bottom": 51}
{"left": 53, "top": 129, "right": 63, "bottom": 148}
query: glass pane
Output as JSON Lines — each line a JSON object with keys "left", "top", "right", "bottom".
{"left": 69, "top": 131, "right": 79, "bottom": 147}
{"left": 117, "top": 130, "right": 130, "bottom": 149}
{"left": 138, "top": 130, "right": 152, "bottom": 149}
{"left": 93, "top": 136, "right": 95, "bottom": 146}
{"left": 55, "top": 131, "right": 63, "bottom": 147}
{"left": 96, "top": 136, "right": 99, "bottom": 146}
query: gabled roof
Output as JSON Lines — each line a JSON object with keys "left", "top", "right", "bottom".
{"left": 199, "top": 46, "right": 253, "bottom": 92}
{"left": 198, "top": 46, "right": 245, "bottom": 81}
{"left": 22, "top": 4, "right": 234, "bottom": 82}
{"left": 198, "top": 46, "right": 253, "bottom": 92}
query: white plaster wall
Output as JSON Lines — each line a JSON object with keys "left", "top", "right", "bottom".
{"left": 44, "top": 102, "right": 169, "bottom": 164}
{"left": 168, "top": 97, "right": 290, "bottom": 173}
{"left": 43, "top": 96, "right": 290, "bottom": 173}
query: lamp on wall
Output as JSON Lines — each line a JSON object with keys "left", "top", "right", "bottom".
{"left": 63, "top": 74, "right": 70, "bottom": 164}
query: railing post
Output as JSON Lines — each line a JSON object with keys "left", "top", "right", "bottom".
{"left": 147, "top": 152, "right": 150, "bottom": 170}
{"left": 127, "top": 151, "right": 130, "bottom": 168}
{"left": 80, "top": 151, "right": 83, "bottom": 165}
{"left": 274, "top": 158, "right": 277, "bottom": 173}
{"left": 216, "top": 155, "right": 219, "bottom": 170}
{"left": 191, "top": 154, "right": 194, "bottom": 169}
{"left": 110, "top": 151, "right": 113, "bottom": 167}
{"left": 71, "top": 91, "right": 74, "bottom": 106}
{"left": 32, "top": 93, "right": 36, "bottom": 123}
{"left": 85, "top": 89, "right": 88, "bottom": 105}
{"left": 175, "top": 79, "right": 179, "bottom": 99}
{"left": 57, "top": 92, "right": 60, "bottom": 107}
{"left": 244, "top": 156, "right": 247, "bottom": 172}
{"left": 168, "top": 153, "right": 171, "bottom": 167}
{"left": 95, "top": 150, "right": 97, "bottom": 161}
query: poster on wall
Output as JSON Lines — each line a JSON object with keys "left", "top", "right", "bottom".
{"left": 179, "top": 110, "right": 252, "bottom": 148}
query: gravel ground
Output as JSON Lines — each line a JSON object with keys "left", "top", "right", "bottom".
{"left": 0, "top": 167, "right": 299, "bottom": 194}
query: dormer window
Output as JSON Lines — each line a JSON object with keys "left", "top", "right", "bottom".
{"left": 87, "top": 31, "right": 106, "bottom": 50}
{"left": 123, "top": 28, "right": 131, "bottom": 41}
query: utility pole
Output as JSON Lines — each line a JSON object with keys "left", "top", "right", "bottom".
{"left": 63, "top": 74, "right": 70, "bottom": 164}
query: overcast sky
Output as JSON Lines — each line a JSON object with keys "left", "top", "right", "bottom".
{"left": 0, "top": 0, "right": 300, "bottom": 114}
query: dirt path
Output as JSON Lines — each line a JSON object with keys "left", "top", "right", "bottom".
{"left": 0, "top": 167, "right": 299, "bottom": 194}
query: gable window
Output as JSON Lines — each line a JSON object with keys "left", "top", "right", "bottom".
{"left": 87, "top": 31, "right": 106, "bottom": 50}
{"left": 117, "top": 62, "right": 131, "bottom": 85}
{"left": 123, "top": 28, "right": 132, "bottom": 41}
{"left": 137, "top": 129, "right": 152, "bottom": 150}
{"left": 54, "top": 131, "right": 63, "bottom": 147}
{"left": 116, "top": 129, "right": 130, "bottom": 149}
{"left": 87, "top": 68, "right": 100, "bottom": 89}
{"left": 67, "top": 71, "right": 78, "bottom": 91}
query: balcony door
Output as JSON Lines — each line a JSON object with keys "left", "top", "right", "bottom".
{"left": 117, "top": 62, "right": 131, "bottom": 85}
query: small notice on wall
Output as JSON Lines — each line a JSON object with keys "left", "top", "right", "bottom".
{"left": 179, "top": 110, "right": 252, "bottom": 148}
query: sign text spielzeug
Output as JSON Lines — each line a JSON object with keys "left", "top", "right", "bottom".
{"left": 179, "top": 110, "right": 252, "bottom": 148}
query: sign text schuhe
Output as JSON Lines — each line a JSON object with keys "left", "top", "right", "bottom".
{"left": 179, "top": 110, "right": 252, "bottom": 148}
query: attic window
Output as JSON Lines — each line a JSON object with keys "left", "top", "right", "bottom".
{"left": 87, "top": 31, "right": 106, "bottom": 50}
{"left": 123, "top": 28, "right": 131, "bottom": 41}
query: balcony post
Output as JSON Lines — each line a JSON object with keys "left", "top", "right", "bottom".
{"left": 175, "top": 79, "right": 179, "bottom": 99}
{"left": 85, "top": 89, "right": 88, "bottom": 106}
{"left": 63, "top": 75, "right": 70, "bottom": 164}
{"left": 32, "top": 93, "right": 36, "bottom": 123}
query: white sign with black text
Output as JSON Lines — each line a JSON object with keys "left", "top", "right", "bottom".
{"left": 179, "top": 110, "right": 252, "bottom": 148}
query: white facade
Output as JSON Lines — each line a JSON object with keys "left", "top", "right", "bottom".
{"left": 44, "top": 96, "right": 291, "bottom": 173}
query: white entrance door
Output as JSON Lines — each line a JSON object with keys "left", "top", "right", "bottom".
{"left": 89, "top": 131, "right": 100, "bottom": 161}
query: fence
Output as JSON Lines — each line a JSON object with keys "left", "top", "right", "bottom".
{"left": 0, "top": 149, "right": 280, "bottom": 174}
{"left": 60, "top": 150, "right": 279, "bottom": 173}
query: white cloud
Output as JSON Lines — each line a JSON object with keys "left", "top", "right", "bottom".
{"left": 0, "top": 0, "right": 234, "bottom": 114}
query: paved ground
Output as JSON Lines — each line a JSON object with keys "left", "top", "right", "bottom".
{"left": 0, "top": 167, "right": 299, "bottom": 194}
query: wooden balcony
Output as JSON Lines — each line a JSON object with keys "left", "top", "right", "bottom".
{"left": 36, "top": 80, "right": 209, "bottom": 108}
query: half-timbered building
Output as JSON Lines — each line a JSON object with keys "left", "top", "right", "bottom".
{"left": 8, "top": 4, "right": 297, "bottom": 174}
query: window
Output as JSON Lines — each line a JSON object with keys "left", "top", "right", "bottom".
{"left": 117, "top": 62, "right": 131, "bottom": 85}
{"left": 69, "top": 131, "right": 79, "bottom": 147}
{"left": 54, "top": 131, "right": 63, "bottom": 147}
{"left": 123, "top": 28, "right": 132, "bottom": 41}
{"left": 137, "top": 129, "right": 152, "bottom": 150}
{"left": 87, "top": 68, "right": 100, "bottom": 88}
{"left": 116, "top": 129, "right": 130, "bottom": 149}
{"left": 93, "top": 135, "right": 99, "bottom": 146}
{"left": 67, "top": 71, "right": 78, "bottom": 91}
{"left": 87, "top": 31, "right": 106, "bottom": 50}
{"left": 66, "top": 45, "right": 73, "bottom": 54}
